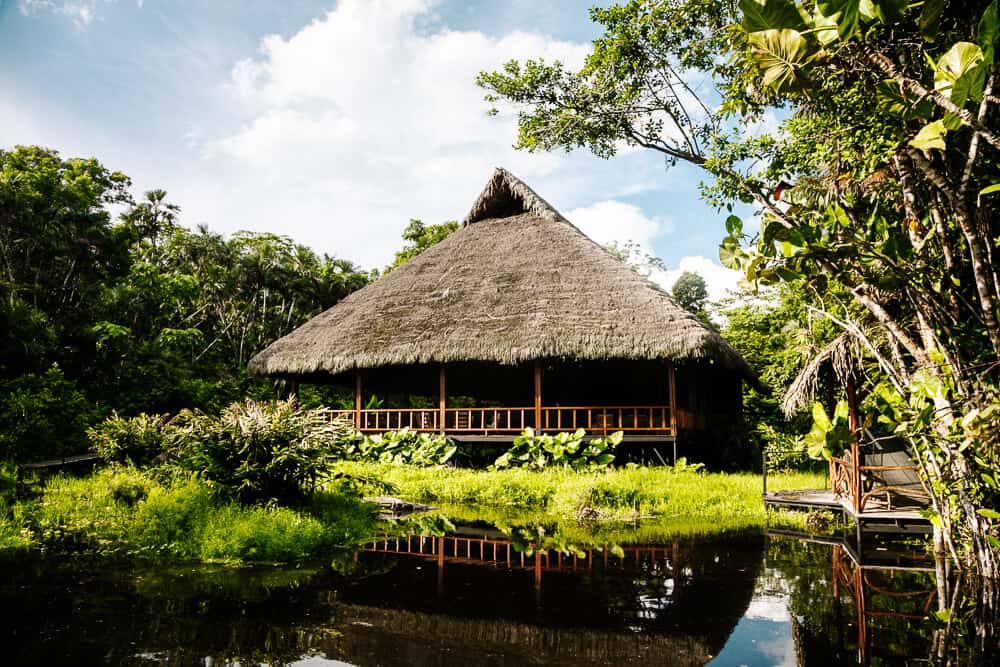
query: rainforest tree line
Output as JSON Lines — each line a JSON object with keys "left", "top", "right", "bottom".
{"left": 0, "top": 146, "right": 369, "bottom": 461}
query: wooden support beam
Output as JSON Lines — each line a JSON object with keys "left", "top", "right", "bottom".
{"left": 846, "top": 375, "right": 862, "bottom": 513}
{"left": 667, "top": 364, "right": 678, "bottom": 436}
{"left": 534, "top": 360, "right": 542, "bottom": 429}
{"left": 439, "top": 364, "right": 447, "bottom": 433}
{"left": 355, "top": 371, "right": 362, "bottom": 429}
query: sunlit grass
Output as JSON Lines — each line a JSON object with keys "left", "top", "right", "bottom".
{"left": 0, "top": 467, "right": 377, "bottom": 564}
{"left": 334, "top": 462, "right": 825, "bottom": 528}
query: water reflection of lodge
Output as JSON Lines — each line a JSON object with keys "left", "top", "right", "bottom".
{"left": 363, "top": 532, "right": 683, "bottom": 589}
{"left": 348, "top": 531, "right": 763, "bottom": 665}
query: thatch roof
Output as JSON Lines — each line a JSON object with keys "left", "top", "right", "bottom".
{"left": 249, "top": 167, "right": 759, "bottom": 384}
{"left": 781, "top": 331, "right": 861, "bottom": 417}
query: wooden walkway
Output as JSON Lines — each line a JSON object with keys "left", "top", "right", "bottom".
{"left": 21, "top": 452, "right": 101, "bottom": 470}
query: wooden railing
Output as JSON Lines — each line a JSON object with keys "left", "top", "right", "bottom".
{"left": 329, "top": 405, "right": 673, "bottom": 436}
{"left": 363, "top": 533, "right": 680, "bottom": 573}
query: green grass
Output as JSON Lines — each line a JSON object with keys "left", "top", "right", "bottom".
{"left": 335, "top": 461, "right": 824, "bottom": 528}
{"left": 0, "top": 467, "right": 378, "bottom": 564}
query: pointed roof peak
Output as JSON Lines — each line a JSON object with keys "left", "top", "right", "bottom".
{"left": 463, "top": 167, "right": 566, "bottom": 225}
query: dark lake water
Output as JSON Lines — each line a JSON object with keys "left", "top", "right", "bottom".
{"left": 0, "top": 521, "right": 965, "bottom": 666}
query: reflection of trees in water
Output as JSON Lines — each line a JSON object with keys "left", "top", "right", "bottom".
{"left": 765, "top": 534, "right": 999, "bottom": 666}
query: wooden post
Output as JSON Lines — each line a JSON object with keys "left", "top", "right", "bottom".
{"left": 439, "top": 364, "right": 446, "bottom": 433}
{"left": 762, "top": 447, "right": 768, "bottom": 497}
{"left": 846, "top": 375, "right": 862, "bottom": 514}
{"left": 534, "top": 360, "right": 542, "bottom": 430}
{"left": 667, "top": 364, "right": 678, "bottom": 435}
{"left": 354, "top": 371, "right": 362, "bottom": 429}
{"left": 288, "top": 380, "right": 299, "bottom": 399}
{"left": 437, "top": 536, "right": 445, "bottom": 598}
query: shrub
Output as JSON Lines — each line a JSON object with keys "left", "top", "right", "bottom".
{"left": 341, "top": 428, "right": 457, "bottom": 466}
{"left": 494, "top": 428, "right": 623, "bottom": 471}
{"left": 88, "top": 412, "right": 170, "bottom": 466}
{"left": 760, "top": 424, "right": 812, "bottom": 473}
{"left": 0, "top": 365, "right": 100, "bottom": 462}
{"left": 169, "top": 398, "right": 348, "bottom": 505}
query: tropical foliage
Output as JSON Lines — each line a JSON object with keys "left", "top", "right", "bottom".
{"left": 493, "top": 428, "right": 623, "bottom": 471}
{"left": 338, "top": 427, "right": 458, "bottom": 466}
{"left": 166, "top": 399, "right": 350, "bottom": 505}
{"left": 479, "top": 0, "right": 1000, "bottom": 574}
{"left": 88, "top": 412, "right": 171, "bottom": 467}
{"left": 0, "top": 146, "right": 368, "bottom": 462}
{"left": 383, "top": 219, "right": 459, "bottom": 272}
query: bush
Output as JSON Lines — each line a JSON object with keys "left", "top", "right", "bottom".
{"left": 0, "top": 365, "right": 100, "bottom": 462}
{"left": 88, "top": 412, "right": 170, "bottom": 465}
{"left": 761, "top": 424, "right": 813, "bottom": 473}
{"left": 340, "top": 428, "right": 457, "bottom": 466}
{"left": 169, "top": 398, "right": 349, "bottom": 505}
{"left": 494, "top": 428, "right": 623, "bottom": 471}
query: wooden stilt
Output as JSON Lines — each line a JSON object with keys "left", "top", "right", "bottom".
{"left": 355, "top": 371, "right": 362, "bottom": 429}
{"left": 846, "top": 376, "right": 862, "bottom": 513}
{"left": 439, "top": 364, "right": 446, "bottom": 433}
{"left": 668, "top": 364, "right": 678, "bottom": 436}
{"left": 534, "top": 360, "right": 542, "bottom": 430}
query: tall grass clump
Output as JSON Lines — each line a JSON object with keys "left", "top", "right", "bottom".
{"left": 4, "top": 467, "right": 376, "bottom": 563}
{"left": 198, "top": 505, "right": 331, "bottom": 563}
{"left": 28, "top": 467, "right": 157, "bottom": 555}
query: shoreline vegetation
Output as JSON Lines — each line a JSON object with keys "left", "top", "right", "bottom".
{"left": 0, "top": 460, "right": 827, "bottom": 566}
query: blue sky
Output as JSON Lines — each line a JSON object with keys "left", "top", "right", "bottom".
{"left": 1, "top": 0, "right": 741, "bottom": 297}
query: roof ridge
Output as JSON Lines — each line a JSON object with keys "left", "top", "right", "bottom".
{"left": 463, "top": 167, "right": 566, "bottom": 225}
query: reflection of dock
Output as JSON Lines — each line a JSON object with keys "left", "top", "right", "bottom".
{"left": 768, "top": 530, "right": 939, "bottom": 666}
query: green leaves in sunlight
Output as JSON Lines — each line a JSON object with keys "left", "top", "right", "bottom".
{"left": 933, "top": 42, "right": 986, "bottom": 107}
{"left": 909, "top": 119, "right": 949, "bottom": 150}
{"left": 747, "top": 29, "right": 816, "bottom": 90}
{"left": 803, "top": 401, "right": 854, "bottom": 460}
{"left": 494, "top": 428, "right": 623, "bottom": 471}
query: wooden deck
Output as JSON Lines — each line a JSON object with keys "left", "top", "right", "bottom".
{"left": 763, "top": 488, "right": 930, "bottom": 529}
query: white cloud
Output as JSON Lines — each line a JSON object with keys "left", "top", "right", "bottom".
{"left": 566, "top": 200, "right": 673, "bottom": 250}
{"left": 662, "top": 255, "right": 742, "bottom": 303}
{"left": 18, "top": 0, "right": 101, "bottom": 27}
{"left": 189, "top": 0, "right": 670, "bottom": 268}
{"left": 565, "top": 200, "right": 739, "bottom": 303}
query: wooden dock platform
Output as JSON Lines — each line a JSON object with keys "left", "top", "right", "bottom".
{"left": 764, "top": 488, "right": 931, "bottom": 533}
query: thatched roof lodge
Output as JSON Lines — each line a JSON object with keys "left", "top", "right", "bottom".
{"left": 250, "top": 168, "right": 759, "bottom": 452}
